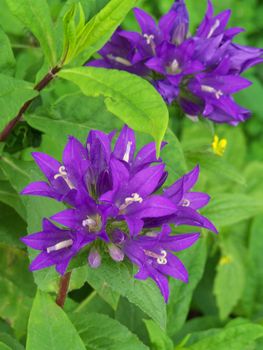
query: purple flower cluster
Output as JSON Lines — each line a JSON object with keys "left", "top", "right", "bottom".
{"left": 21, "top": 126, "right": 216, "bottom": 301}
{"left": 88, "top": 0, "right": 263, "bottom": 125}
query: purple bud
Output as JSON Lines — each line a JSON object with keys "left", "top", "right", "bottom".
{"left": 108, "top": 244, "right": 124, "bottom": 262}
{"left": 111, "top": 229, "right": 126, "bottom": 244}
{"left": 88, "top": 248, "right": 101, "bottom": 268}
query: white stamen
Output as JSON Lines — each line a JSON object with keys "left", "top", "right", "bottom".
{"left": 170, "top": 59, "right": 179, "bottom": 74}
{"left": 123, "top": 141, "right": 133, "bottom": 162}
{"left": 119, "top": 193, "right": 143, "bottom": 211}
{"left": 47, "top": 239, "right": 73, "bottom": 253}
{"left": 107, "top": 55, "right": 132, "bottom": 67}
{"left": 201, "top": 85, "right": 223, "bottom": 99}
{"left": 181, "top": 199, "right": 191, "bottom": 207}
{"left": 144, "top": 249, "right": 168, "bottom": 265}
{"left": 207, "top": 19, "right": 220, "bottom": 39}
{"left": 82, "top": 217, "right": 97, "bottom": 229}
{"left": 54, "top": 166, "right": 75, "bottom": 189}
{"left": 143, "top": 34, "right": 155, "bottom": 45}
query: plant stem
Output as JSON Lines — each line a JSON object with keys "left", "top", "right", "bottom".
{"left": 0, "top": 65, "right": 61, "bottom": 142}
{"left": 56, "top": 271, "right": 72, "bottom": 308}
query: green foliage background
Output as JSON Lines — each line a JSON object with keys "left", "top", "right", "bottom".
{"left": 0, "top": 0, "right": 263, "bottom": 349}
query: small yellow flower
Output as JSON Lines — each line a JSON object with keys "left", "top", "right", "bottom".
{"left": 219, "top": 255, "right": 233, "bottom": 266}
{"left": 212, "top": 135, "right": 227, "bottom": 156}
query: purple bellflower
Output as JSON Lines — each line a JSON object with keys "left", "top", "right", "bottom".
{"left": 88, "top": 0, "right": 263, "bottom": 125}
{"left": 21, "top": 125, "right": 217, "bottom": 301}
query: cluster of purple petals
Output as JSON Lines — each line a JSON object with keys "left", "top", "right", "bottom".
{"left": 21, "top": 126, "right": 217, "bottom": 302}
{"left": 88, "top": 0, "right": 263, "bottom": 125}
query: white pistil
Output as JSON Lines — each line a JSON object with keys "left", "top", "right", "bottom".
{"left": 143, "top": 34, "right": 156, "bottom": 55}
{"left": 107, "top": 54, "right": 132, "bottom": 67}
{"left": 181, "top": 198, "right": 191, "bottom": 207}
{"left": 207, "top": 19, "right": 221, "bottom": 39}
{"left": 144, "top": 249, "right": 168, "bottom": 265}
{"left": 143, "top": 34, "right": 155, "bottom": 45}
{"left": 170, "top": 59, "right": 179, "bottom": 74}
{"left": 201, "top": 85, "right": 223, "bottom": 99}
{"left": 82, "top": 217, "right": 97, "bottom": 230}
{"left": 54, "top": 166, "right": 75, "bottom": 189}
{"left": 47, "top": 239, "right": 73, "bottom": 253}
{"left": 123, "top": 141, "right": 133, "bottom": 162}
{"left": 119, "top": 193, "right": 143, "bottom": 211}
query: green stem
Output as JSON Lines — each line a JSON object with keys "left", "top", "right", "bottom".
{"left": 0, "top": 65, "right": 61, "bottom": 142}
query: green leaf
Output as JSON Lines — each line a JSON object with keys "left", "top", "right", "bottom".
{"left": 162, "top": 128, "right": 188, "bottom": 186}
{"left": 0, "top": 333, "right": 24, "bottom": 350}
{"left": 71, "top": 312, "right": 149, "bottom": 350}
{"left": 0, "top": 181, "right": 26, "bottom": 219}
{"left": 167, "top": 237, "right": 207, "bottom": 338}
{"left": 26, "top": 291, "right": 86, "bottom": 350}
{"left": 203, "top": 194, "right": 263, "bottom": 228}
{"left": 241, "top": 216, "right": 263, "bottom": 317}
{"left": 0, "top": 343, "right": 11, "bottom": 350}
{"left": 144, "top": 319, "right": 174, "bottom": 350}
{"left": 58, "top": 67, "right": 169, "bottom": 154}
{"left": 186, "top": 322, "right": 263, "bottom": 350}
{"left": 186, "top": 151, "right": 246, "bottom": 186}
{"left": 67, "top": 0, "right": 137, "bottom": 64}
{"left": 0, "top": 202, "right": 26, "bottom": 247}
{"left": 0, "top": 156, "right": 33, "bottom": 193}
{"left": 0, "top": 75, "right": 38, "bottom": 131}
{"left": 0, "top": 28, "right": 15, "bottom": 76}
{"left": 0, "top": 244, "right": 35, "bottom": 338}
{"left": 214, "top": 237, "right": 245, "bottom": 320}
{"left": 5, "top": 0, "right": 57, "bottom": 66}
{"left": 75, "top": 291, "right": 114, "bottom": 317}
{"left": 115, "top": 297, "right": 149, "bottom": 343}
{"left": 85, "top": 255, "right": 166, "bottom": 329}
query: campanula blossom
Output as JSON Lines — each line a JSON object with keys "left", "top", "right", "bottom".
{"left": 88, "top": 0, "right": 263, "bottom": 125}
{"left": 21, "top": 125, "right": 216, "bottom": 301}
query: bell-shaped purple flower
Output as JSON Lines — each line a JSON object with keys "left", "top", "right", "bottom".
{"left": 21, "top": 125, "right": 216, "bottom": 302}
{"left": 124, "top": 225, "right": 200, "bottom": 302}
{"left": 88, "top": 0, "right": 263, "bottom": 125}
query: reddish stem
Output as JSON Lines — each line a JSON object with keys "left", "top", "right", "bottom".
{"left": 56, "top": 271, "right": 72, "bottom": 308}
{"left": 0, "top": 66, "right": 61, "bottom": 142}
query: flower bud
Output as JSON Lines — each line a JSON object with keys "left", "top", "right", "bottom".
{"left": 88, "top": 248, "right": 101, "bottom": 268}
{"left": 108, "top": 244, "right": 124, "bottom": 262}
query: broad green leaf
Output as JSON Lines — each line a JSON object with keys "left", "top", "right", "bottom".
{"left": 67, "top": 0, "right": 137, "bottom": 64}
{"left": 0, "top": 333, "right": 24, "bottom": 350}
{"left": 85, "top": 255, "right": 166, "bottom": 329}
{"left": 0, "top": 343, "right": 11, "bottom": 350}
{"left": 75, "top": 291, "right": 114, "bottom": 317}
{"left": 0, "top": 181, "right": 26, "bottom": 219}
{"left": 162, "top": 128, "right": 188, "bottom": 186}
{"left": 0, "top": 202, "right": 26, "bottom": 247}
{"left": 144, "top": 319, "right": 174, "bottom": 350}
{"left": 26, "top": 291, "right": 86, "bottom": 350}
{"left": 241, "top": 216, "right": 263, "bottom": 317}
{"left": 58, "top": 67, "right": 169, "bottom": 153}
{"left": 5, "top": 0, "right": 57, "bottom": 66}
{"left": 187, "top": 322, "right": 263, "bottom": 350}
{"left": 167, "top": 237, "right": 207, "bottom": 338}
{"left": 0, "top": 244, "right": 35, "bottom": 338}
{"left": 214, "top": 237, "right": 245, "bottom": 320}
{"left": 203, "top": 194, "right": 263, "bottom": 228}
{"left": 0, "top": 75, "right": 38, "bottom": 131}
{"left": 115, "top": 297, "right": 149, "bottom": 343}
{"left": 186, "top": 152, "right": 246, "bottom": 186}
{"left": 71, "top": 312, "right": 149, "bottom": 350}
{"left": 0, "top": 28, "right": 15, "bottom": 76}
